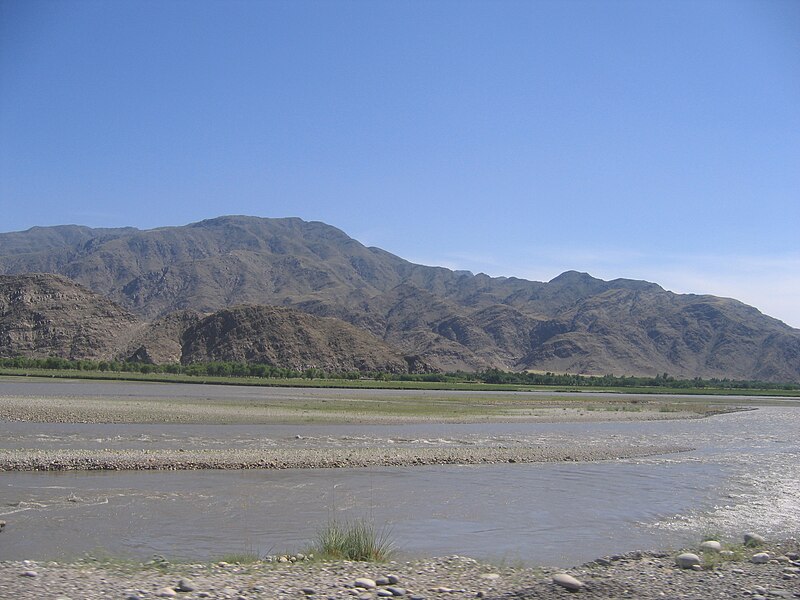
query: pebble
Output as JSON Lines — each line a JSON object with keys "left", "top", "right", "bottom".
{"left": 675, "top": 553, "right": 702, "bottom": 569}
{"left": 157, "top": 588, "right": 177, "bottom": 598}
{"left": 176, "top": 578, "right": 195, "bottom": 592}
{"left": 386, "top": 586, "right": 407, "bottom": 596}
{"left": 552, "top": 573, "right": 584, "bottom": 590}
{"left": 751, "top": 553, "right": 771, "bottom": 564}
{"left": 354, "top": 578, "right": 377, "bottom": 590}
{"left": 700, "top": 540, "right": 722, "bottom": 552}
{"left": 386, "top": 574, "right": 400, "bottom": 585}
{"left": 479, "top": 573, "right": 500, "bottom": 580}
{"left": 301, "top": 588, "right": 316, "bottom": 595}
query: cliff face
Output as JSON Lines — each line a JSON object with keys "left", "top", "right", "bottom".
{"left": 0, "top": 273, "right": 141, "bottom": 361}
{"left": 2, "top": 216, "right": 799, "bottom": 381}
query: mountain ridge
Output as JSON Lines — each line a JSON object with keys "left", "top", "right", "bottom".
{"left": 1, "top": 216, "right": 798, "bottom": 381}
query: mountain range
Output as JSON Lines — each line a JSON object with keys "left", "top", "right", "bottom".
{"left": 1, "top": 215, "right": 798, "bottom": 382}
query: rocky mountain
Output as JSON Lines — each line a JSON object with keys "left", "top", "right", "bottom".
{"left": 0, "top": 274, "right": 424, "bottom": 373}
{"left": 0, "top": 273, "right": 141, "bottom": 361}
{"left": 1, "top": 216, "right": 799, "bottom": 381}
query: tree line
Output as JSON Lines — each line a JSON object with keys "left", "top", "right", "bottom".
{"left": 0, "top": 356, "right": 797, "bottom": 390}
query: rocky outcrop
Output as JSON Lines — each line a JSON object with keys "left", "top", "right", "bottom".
{"left": 0, "top": 274, "right": 140, "bottom": 361}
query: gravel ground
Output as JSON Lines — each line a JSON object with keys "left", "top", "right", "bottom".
{"left": 1, "top": 540, "right": 797, "bottom": 599}
{"left": 0, "top": 443, "right": 692, "bottom": 471}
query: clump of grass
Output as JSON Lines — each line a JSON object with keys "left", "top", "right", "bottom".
{"left": 310, "top": 519, "right": 395, "bottom": 562}
{"left": 216, "top": 552, "right": 261, "bottom": 564}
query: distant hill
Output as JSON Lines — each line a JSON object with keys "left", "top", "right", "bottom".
{"left": 1, "top": 216, "right": 798, "bottom": 381}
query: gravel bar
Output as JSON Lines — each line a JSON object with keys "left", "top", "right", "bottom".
{"left": 0, "top": 444, "right": 692, "bottom": 471}
{"left": 1, "top": 540, "right": 798, "bottom": 599}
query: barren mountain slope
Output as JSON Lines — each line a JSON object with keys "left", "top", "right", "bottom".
{"left": 2, "top": 216, "right": 799, "bottom": 381}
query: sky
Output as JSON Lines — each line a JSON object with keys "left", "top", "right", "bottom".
{"left": 1, "top": 0, "right": 799, "bottom": 327}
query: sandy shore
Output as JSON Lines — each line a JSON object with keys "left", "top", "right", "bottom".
{"left": 1, "top": 540, "right": 797, "bottom": 599}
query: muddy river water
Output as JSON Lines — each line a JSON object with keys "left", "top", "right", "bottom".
{"left": 1, "top": 384, "right": 798, "bottom": 566}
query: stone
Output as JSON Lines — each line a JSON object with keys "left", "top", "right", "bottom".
{"left": 675, "top": 553, "right": 702, "bottom": 569}
{"left": 376, "top": 577, "right": 391, "bottom": 586}
{"left": 552, "top": 573, "right": 584, "bottom": 590}
{"left": 720, "top": 550, "right": 735, "bottom": 557}
{"left": 301, "top": 589, "right": 316, "bottom": 596}
{"left": 479, "top": 573, "right": 500, "bottom": 580}
{"left": 377, "top": 591, "right": 393, "bottom": 598}
{"left": 354, "top": 578, "right": 377, "bottom": 590}
{"left": 386, "top": 575, "right": 400, "bottom": 585}
{"left": 744, "top": 533, "right": 766, "bottom": 547}
{"left": 157, "top": 588, "right": 177, "bottom": 598}
{"left": 176, "top": 578, "right": 195, "bottom": 592}
{"left": 751, "top": 553, "right": 771, "bottom": 564}
{"left": 700, "top": 540, "right": 722, "bottom": 552}
{"left": 386, "top": 587, "right": 407, "bottom": 596}
{"left": 0, "top": 519, "right": 6, "bottom": 531}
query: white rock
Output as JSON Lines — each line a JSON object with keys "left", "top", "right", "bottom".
{"left": 700, "top": 541, "right": 722, "bottom": 552}
{"left": 676, "top": 553, "right": 702, "bottom": 568}
{"left": 156, "top": 588, "right": 177, "bottom": 598}
{"left": 354, "top": 578, "right": 377, "bottom": 590}
{"left": 176, "top": 578, "right": 195, "bottom": 592}
{"left": 751, "top": 552, "right": 771, "bottom": 564}
{"left": 480, "top": 573, "right": 500, "bottom": 580}
{"left": 552, "top": 573, "right": 584, "bottom": 590}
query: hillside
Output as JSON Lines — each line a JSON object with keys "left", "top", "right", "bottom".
{"left": 0, "top": 274, "right": 424, "bottom": 374}
{"left": 1, "top": 216, "right": 799, "bottom": 381}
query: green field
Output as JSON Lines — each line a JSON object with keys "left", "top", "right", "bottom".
{"left": 1, "top": 366, "right": 798, "bottom": 398}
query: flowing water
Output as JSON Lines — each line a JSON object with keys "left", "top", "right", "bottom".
{"left": 1, "top": 385, "right": 798, "bottom": 566}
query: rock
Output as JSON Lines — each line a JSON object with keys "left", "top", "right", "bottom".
{"left": 386, "top": 575, "right": 400, "bottom": 585}
{"left": 301, "top": 589, "right": 316, "bottom": 596}
{"left": 176, "top": 578, "right": 195, "bottom": 592}
{"left": 720, "top": 550, "right": 735, "bottom": 557}
{"left": 691, "top": 564, "right": 703, "bottom": 571}
{"left": 744, "top": 533, "right": 766, "bottom": 547}
{"left": 376, "top": 577, "right": 391, "bottom": 586}
{"left": 157, "top": 588, "right": 177, "bottom": 598}
{"left": 700, "top": 540, "right": 722, "bottom": 552}
{"left": 354, "top": 578, "right": 377, "bottom": 590}
{"left": 479, "top": 573, "right": 500, "bottom": 580}
{"left": 0, "top": 519, "right": 6, "bottom": 531}
{"left": 377, "top": 591, "right": 393, "bottom": 598}
{"left": 751, "top": 552, "right": 771, "bottom": 564}
{"left": 675, "top": 553, "right": 702, "bottom": 569}
{"left": 21, "top": 570, "right": 38, "bottom": 577}
{"left": 552, "top": 573, "right": 584, "bottom": 590}
{"left": 386, "top": 588, "right": 407, "bottom": 597}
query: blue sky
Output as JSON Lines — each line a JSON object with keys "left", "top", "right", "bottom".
{"left": 2, "top": 0, "right": 799, "bottom": 326}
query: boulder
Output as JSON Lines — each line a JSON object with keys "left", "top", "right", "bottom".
{"left": 676, "top": 553, "right": 702, "bottom": 569}
{"left": 552, "top": 573, "right": 584, "bottom": 590}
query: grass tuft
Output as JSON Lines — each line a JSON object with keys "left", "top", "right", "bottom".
{"left": 310, "top": 519, "right": 395, "bottom": 562}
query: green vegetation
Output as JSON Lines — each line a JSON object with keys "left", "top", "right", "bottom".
{"left": 0, "top": 356, "right": 798, "bottom": 396}
{"left": 309, "top": 519, "right": 395, "bottom": 562}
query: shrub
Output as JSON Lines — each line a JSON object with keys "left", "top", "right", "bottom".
{"left": 310, "top": 519, "right": 394, "bottom": 562}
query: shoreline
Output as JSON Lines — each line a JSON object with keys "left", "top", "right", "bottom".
{"left": 1, "top": 539, "right": 797, "bottom": 599}
{"left": 0, "top": 443, "right": 693, "bottom": 471}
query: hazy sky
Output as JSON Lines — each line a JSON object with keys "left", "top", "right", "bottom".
{"left": 2, "top": 0, "right": 799, "bottom": 326}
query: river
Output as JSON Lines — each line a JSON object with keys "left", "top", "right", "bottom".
{"left": 1, "top": 384, "right": 798, "bottom": 566}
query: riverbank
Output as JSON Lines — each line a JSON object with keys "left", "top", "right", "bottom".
{"left": 0, "top": 383, "right": 748, "bottom": 425}
{"left": 1, "top": 539, "right": 797, "bottom": 599}
{"left": 0, "top": 442, "right": 693, "bottom": 471}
